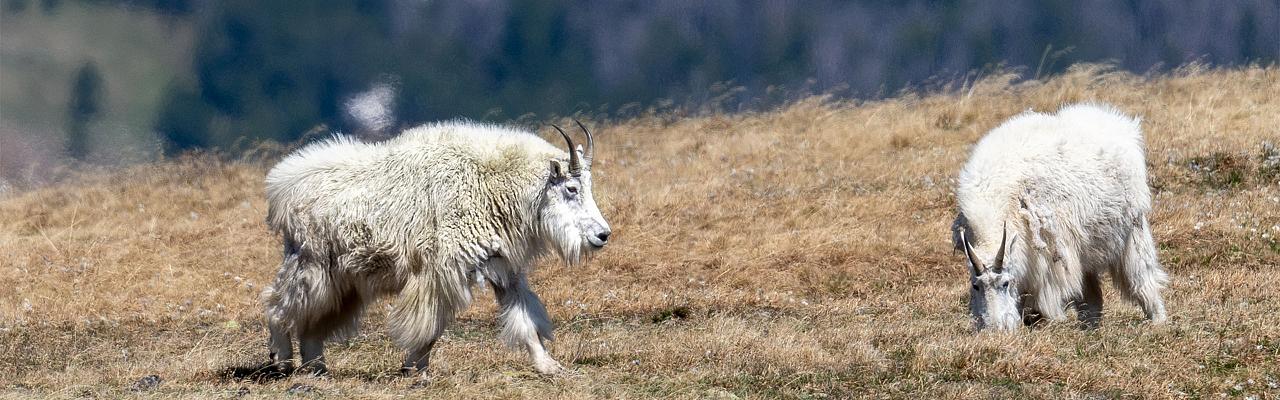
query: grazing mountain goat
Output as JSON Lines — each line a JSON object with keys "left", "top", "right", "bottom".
{"left": 953, "top": 103, "right": 1168, "bottom": 331}
{"left": 261, "top": 121, "right": 611, "bottom": 376}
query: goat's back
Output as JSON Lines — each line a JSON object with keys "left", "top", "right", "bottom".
{"left": 263, "top": 121, "right": 564, "bottom": 245}
{"left": 957, "top": 103, "right": 1150, "bottom": 253}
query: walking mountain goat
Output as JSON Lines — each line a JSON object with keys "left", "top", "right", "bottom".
{"left": 261, "top": 120, "right": 611, "bottom": 376}
{"left": 953, "top": 103, "right": 1168, "bottom": 331}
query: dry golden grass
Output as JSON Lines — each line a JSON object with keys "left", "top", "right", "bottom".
{"left": 2, "top": 65, "right": 1279, "bottom": 399}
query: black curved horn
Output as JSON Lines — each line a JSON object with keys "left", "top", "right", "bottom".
{"left": 573, "top": 118, "right": 594, "bottom": 165}
{"left": 961, "top": 229, "right": 983, "bottom": 275}
{"left": 992, "top": 223, "right": 1009, "bottom": 274}
{"left": 551, "top": 124, "right": 582, "bottom": 176}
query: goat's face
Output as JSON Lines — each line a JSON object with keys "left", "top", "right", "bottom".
{"left": 960, "top": 224, "right": 1020, "bottom": 332}
{"left": 541, "top": 122, "right": 611, "bottom": 264}
{"left": 968, "top": 267, "right": 1021, "bottom": 331}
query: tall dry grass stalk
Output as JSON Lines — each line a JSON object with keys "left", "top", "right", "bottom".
{"left": 2, "top": 65, "right": 1278, "bottom": 398}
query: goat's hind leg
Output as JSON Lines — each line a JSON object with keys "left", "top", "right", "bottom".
{"left": 267, "top": 252, "right": 365, "bottom": 376}
{"left": 1114, "top": 217, "right": 1169, "bottom": 323}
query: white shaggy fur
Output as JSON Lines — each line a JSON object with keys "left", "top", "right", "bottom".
{"left": 261, "top": 121, "right": 610, "bottom": 375}
{"left": 953, "top": 103, "right": 1168, "bottom": 331}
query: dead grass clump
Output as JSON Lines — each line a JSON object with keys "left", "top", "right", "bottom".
{"left": 1188, "top": 152, "right": 1250, "bottom": 189}
{"left": 1258, "top": 142, "right": 1280, "bottom": 181}
{"left": 1179, "top": 142, "right": 1280, "bottom": 191}
{"left": 932, "top": 108, "right": 977, "bottom": 131}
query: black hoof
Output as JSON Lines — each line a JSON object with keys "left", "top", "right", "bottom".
{"left": 1022, "top": 313, "right": 1044, "bottom": 327}
{"left": 270, "top": 361, "right": 296, "bottom": 376}
{"left": 298, "top": 364, "right": 329, "bottom": 377}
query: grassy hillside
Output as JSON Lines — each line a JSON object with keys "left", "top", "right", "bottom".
{"left": 1, "top": 65, "right": 1278, "bottom": 399}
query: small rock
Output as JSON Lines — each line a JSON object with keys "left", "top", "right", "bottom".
{"left": 128, "top": 375, "right": 162, "bottom": 392}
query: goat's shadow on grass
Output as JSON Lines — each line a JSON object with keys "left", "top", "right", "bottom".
{"left": 215, "top": 363, "right": 412, "bottom": 385}
{"left": 216, "top": 362, "right": 291, "bottom": 384}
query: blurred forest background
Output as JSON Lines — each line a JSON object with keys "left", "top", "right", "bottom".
{"left": 1, "top": 0, "right": 1277, "bottom": 180}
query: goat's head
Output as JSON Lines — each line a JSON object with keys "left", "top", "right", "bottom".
{"left": 541, "top": 120, "right": 611, "bottom": 264}
{"left": 962, "top": 223, "right": 1021, "bottom": 332}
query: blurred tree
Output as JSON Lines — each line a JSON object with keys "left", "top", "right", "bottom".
{"left": 66, "top": 61, "right": 103, "bottom": 159}
{"left": 488, "top": 1, "right": 593, "bottom": 115}
{"left": 154, "top": 80, "right": 214, "bottom": 152}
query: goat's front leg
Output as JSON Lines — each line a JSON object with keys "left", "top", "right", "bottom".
{"left": 490, "top": 274, "right": 564, "bottom": 375}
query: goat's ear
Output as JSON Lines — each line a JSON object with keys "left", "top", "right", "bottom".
{"left": 549, "top": 160, "right": 566, "bottom": 179}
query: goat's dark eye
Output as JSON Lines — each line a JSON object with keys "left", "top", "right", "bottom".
{"left": 971, "top": 283, "right": 980, "bottom": 291}
{"left": 566, "top": 186, "right": 579, "bottom": 194}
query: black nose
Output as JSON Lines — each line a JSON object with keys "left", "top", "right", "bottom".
{"left": 596, "top": 231, "right": 611, "bottom": 243}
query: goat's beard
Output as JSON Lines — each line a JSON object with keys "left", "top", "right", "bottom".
{"left": 548, "top": 229, "right": 587, "bottom": 267}
{"left": 539, "top": 211, "right": 588, "bottom": 267}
